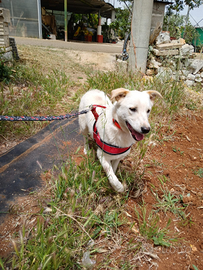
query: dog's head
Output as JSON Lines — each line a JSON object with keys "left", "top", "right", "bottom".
{"left": 111, "top": 88, "right": 162, "bottom": 141}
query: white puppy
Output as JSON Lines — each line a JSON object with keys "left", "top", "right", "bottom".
{"left": 79, "top": 88, "right": 162, "bottom": 193}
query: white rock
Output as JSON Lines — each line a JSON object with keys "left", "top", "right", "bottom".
{"left": 185, "top": 80, "right": 194, "bottom": 87}
{"left": 180, "top": 44, "right": 194, "bottom": 56}
{"left": 156, "top": 31, "right": 171, "bottom": 45}
{"left": 200, "top": 72, "right": 203, "bottom": 78}
{"left": 167, "top": 59, "right": 176, "bottom": 68}
{"left": 171, "top": 39, "right": 179, "bottom": 44}
{"left": 152, "top": 48, "right": 160, "bottom": 56}
{"left": 146, "top": 69, "right": 155, "bottom": 76}
{"left": 180, "top": 75, "right": 186, "bottom": 80}
{"left": 172, "top": 74, "right": 179, "bottom": 81}
{"left": 182, "top": 69, "right": 190, "bottom": 77}
{"left": 149, "top": 58, "right": 161, "bottom": 69}
{"left": 195, "top": 78, "right": 202, "bottom": 83}
{"left": 195, "top": 74, "right": 202, "bottom": 82}
{"left": 156, "top": 67, "right": 173, "bottom": 80}
{"left": 171, "top": 38, "right": 185, "bottom": 44}
{"left": 189, "top": 59, "right": 203, "bottom": 74}
{"left": 178, "top": 38, "right": 186, "bottom": 45}
{"left": 187, "top": 74, "right": 195, "bottom": 81}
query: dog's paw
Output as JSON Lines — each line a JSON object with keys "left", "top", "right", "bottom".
{"left": 114, "top": 182, "right": 125, "bottom": 193}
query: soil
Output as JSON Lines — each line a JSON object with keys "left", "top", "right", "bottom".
{"left": 128, "top": 112, "right": 203, "bottom": 269}
{"left": 0, "top": 44, "right": 203, "bottom": 269}
{"left": 80, "top": 111, "right": 203, "bottom": 270}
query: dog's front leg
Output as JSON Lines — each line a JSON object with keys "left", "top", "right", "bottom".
{"left": 112, "top": 159, "right": 121, "bottom": 173}
{"left": 97, "top": 150, "right": 124, "bottom": 193}
{"left": 83, "top": 137, "right": 89, "bottom": 155}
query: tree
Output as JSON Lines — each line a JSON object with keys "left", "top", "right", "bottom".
{"left": 110, "top": 7, "right": 131, "bottom": 39}
{"left": 167, "top": 0, "right": 203, "bottom": 13}
{"left": 163, "top": 13, "right": 199, "bottom": 44}
{"left": 110, "top": 1, "right": 133, "bottom": 39}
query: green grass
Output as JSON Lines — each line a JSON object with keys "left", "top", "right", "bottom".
{"left": 194, "top": 168, "right": 203, "bottom": 178}
{"left": 134, "top": 204, "right": 177, "bottom": 247}
{"left": 0, "top": 60, "right": 13, "bottom": 83}
{"left": 4, "top": 152, "right": 136, "bottom": 269}
{"left": 87, "top": 70, "right": 187, "bottom": 117}
{"left": 0, "top": 60, "right": 188, "bottom": 142}
{"left": 153, "top": 184, "right": 188, "bottom": 220}
{"left": 0, "top": 62, "right": 75, "bottom": 140}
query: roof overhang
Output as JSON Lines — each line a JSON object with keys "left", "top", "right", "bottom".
{"left": 41, "top": 0, "right": 114, "bottom": 18}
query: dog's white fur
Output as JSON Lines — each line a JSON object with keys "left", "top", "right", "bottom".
{"left": 79, "top": 88, "right": 162, "bottom": 192}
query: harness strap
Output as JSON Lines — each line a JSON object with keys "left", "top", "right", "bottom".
{"left": 91, "top": 105, "right": 106, "bottom": 121}
{"left": 113, "top": 119, "right": 122, "bottom": 130}
{"left": 91, "top": 105, "right": 131, "bottom": 155}
{"left": 93, "top": 122, "right": 131, "bottom": 155}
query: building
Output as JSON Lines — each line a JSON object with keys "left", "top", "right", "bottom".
{"left": 0, "top": 0, "right": 115, "bottom": 40}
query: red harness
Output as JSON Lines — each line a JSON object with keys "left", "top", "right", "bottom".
{"left": 91, "top": 105, "right": 131, "bottom": 155}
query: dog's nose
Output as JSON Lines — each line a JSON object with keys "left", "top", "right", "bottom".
{"left": 141, "top": 126, "right": 150, "bottom": 134}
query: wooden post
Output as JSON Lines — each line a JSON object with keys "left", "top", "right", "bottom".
{"left": 64, "top": 0, "right": 67, "bottom": 41}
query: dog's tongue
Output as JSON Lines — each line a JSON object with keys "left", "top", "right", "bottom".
{"left": 132, "top": 130, "right": 144, "bottom": 141}
{"left": 126, "top": 122, "right": 144, "bottom": 141}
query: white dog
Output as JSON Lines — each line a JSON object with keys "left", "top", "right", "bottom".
{"left": 79, "top": 88, "right": 162, "bottom": 193}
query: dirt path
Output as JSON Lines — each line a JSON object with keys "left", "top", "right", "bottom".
{"left": 14, "top": 36, "right": 123, "bottom": 53}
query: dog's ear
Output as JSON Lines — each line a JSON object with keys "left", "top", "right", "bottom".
{"left": 111, "top": 88, "right": 130, "bottom": 102}
{"left": 146, "top": 90, "right": 163, "bottom": 101}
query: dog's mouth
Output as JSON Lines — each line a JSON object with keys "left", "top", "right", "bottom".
{"left": 126, "top": 121, "right": 144, "bottom": 141}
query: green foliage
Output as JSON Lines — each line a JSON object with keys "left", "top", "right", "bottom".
{"left": 194, "top": 168, "right": 203, "bottom": 178}
{"left": 163, "top": 14, "right": 184, "bottom": 39}
{"left": 163, "top": 13, "right": 199, "bottom": 44}
{"left": 155, "top": 189, "right": 186, "bottom": 219}
{"left": 110, "top": 6, "right": 132, "bottom": 39}
{"left": 0, "top": 257, "right": 5, "bottom": 270}
{"left": 0, "top": 61, "right": 13, "bottom": 83}
{"left": 87, "top": 70, "right": 142, "bottom": 93}
{"left": 182, "top": 23, "right": 199, "bottom": 44}
{"left": 135, "top": 205, "right": 174, "bottom": 247}
{"left": 166, "top": 0, "right": 202, "bottom": 12}
{"left": 72, "top": 13, "right": 98, "bottom": 28}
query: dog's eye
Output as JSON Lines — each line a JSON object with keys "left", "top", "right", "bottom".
{"left": 129, "top": 107, "right": 137, "bottom": 112}
{"left": 147, "top": 109, "right": 151, "bottom": 113}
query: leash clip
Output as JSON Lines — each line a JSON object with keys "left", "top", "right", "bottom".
{"left": 89, "top": 104, "right": 94, "bottom": 111}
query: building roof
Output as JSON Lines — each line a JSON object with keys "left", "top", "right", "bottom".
{"left": 41, "top": 0, "right": 114, "bottom": 18}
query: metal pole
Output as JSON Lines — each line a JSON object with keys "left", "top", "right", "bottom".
{"left": 37, "top": 0, "right": 42, "bottom": 39}
{"left": 10, "top": 0, "right": 14, "bottom": 25}
{"left": 64, "top": 0, "right": 67, "bottom": 41}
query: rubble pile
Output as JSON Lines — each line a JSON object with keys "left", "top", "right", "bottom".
{"left": 147, "top": 31, "right": 203, "bottom": 87}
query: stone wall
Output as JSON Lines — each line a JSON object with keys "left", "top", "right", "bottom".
{"left": 147, "top": 31, "right": 203, "bottom": 87}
